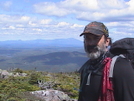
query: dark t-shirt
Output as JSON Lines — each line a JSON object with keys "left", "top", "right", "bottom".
{"left": 78, "top": 57, "right": 134, "bottom": 101}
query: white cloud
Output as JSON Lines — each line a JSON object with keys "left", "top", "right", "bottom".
{"left": 40, "top": 19, "right": 52, "bottom": 24}
{"left": 17, "top": 28, "right": 24, "bottom": 30}
{"left": 32, "top": 0, "right": 134, "bottom": 22}
{"left": 98, "top": 0, "right": 126, "bottom": 9}
{"left": 21, "top": 16, "right": 30, "bottom": 21}
{"left": 0, "top": 0, "right": 134, "bottom": 41}
{"left": 16, "top": 24, "right": 24, "bottom": 27}
{"left": 34, "top": 2, "right": 69, "bottom": 16}
{"left": 0, "top": 13, "right": 84, "bottom": 40}
{"left": 33, "top": 28, "right": 42, "bottom": 32}
{"left": 71, "top": 24, "right": 84, "bottom": 28}
{"left": 1, "top": 26, "right": 15, "bottom": 30}
{"left": 57, "top": 22, "right": 69, "bottom": 27}
{"left": 60, "top": 0, "right": 98, "bottom": 10}
{"left": 9, "top": 26, "right": 15, "bottom": 29}
{"left": 29, "top": 21, "right": 37, "bottom": 26}
{"left": 127, "top": 0, "right": 134, "bottom": 11}
{"left": 0, "top": 15, "right": 31, "bottom": 23}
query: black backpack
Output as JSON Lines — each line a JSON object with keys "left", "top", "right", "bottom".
{"left": 109, "top": 38, "right": 134, "bottom": 77}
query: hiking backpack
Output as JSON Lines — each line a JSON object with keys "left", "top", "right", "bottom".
{"left": 98, "top": 38, "right": 134, "bottom": 101}
{"left": 109, "top": 38, "right": 134, "bottom": 77}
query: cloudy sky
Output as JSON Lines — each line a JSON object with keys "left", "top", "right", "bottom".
{"left": 0, "top": 0, "right": 134, "bottom": 41}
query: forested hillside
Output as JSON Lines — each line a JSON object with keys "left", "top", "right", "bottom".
{"left": 0, "top": 39, "right": 88, "bottom": 72}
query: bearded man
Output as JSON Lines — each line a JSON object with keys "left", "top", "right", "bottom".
{"left": 78, "top": 21, "right": 134, "bottom": 101}
{"left": 78, "top": 21, "right": 112, "bottom": 101}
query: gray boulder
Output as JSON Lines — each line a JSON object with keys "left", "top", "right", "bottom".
{"left": 31, "top": 89, "right": 76, "bottom": 101}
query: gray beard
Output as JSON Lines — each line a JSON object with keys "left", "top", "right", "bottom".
{"left": 86, "top": 46, "right": 105, "bottom": 60}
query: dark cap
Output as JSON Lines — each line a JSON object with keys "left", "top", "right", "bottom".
{"left": 80, "top": 21, "right": 109, "bottom": 37}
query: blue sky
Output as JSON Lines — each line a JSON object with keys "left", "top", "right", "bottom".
{"left": 0, "top": 0, "right": 134, "bottom": 41}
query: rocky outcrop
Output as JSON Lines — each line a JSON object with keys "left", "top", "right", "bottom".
{"left": 0, "top": 69, "right": 11, "bottom": 78}
{"left": 31, "top": 89, "right": 77, "bottom": 101}
{"left": 0, "top": 69, "right": 27, "bottom": 78}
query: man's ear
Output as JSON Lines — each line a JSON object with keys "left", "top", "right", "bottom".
{"left": 106, "top": 38, "right": 111, "bottom": 46}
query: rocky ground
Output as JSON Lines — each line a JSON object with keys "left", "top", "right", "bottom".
{"left": 31, "top": 89, "right": 77, "bottom": 101}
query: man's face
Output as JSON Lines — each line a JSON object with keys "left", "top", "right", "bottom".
{"left": 84, "top": 34, "right": 109, "bottom": 60}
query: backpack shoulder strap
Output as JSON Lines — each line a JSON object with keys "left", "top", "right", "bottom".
{"left": 109, "top": 54, "right": 125, "bottom": 78}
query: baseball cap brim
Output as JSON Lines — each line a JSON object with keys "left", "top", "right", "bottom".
{"left": 80, "top": 28, "right": 104, "bottom": 36}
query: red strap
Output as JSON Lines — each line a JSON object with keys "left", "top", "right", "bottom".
{"left": 98, "top": 57, "right": 115, "bottom": 101}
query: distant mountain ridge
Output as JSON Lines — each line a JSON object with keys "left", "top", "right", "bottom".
{"left": 0, "top": 38, "right": 83, "bottom": 48}
{"left": 0, "top": 38, "right": 87, "bottom": 72}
